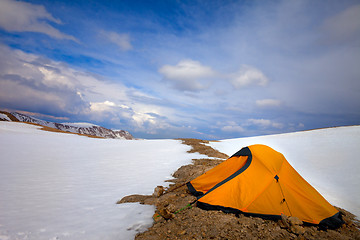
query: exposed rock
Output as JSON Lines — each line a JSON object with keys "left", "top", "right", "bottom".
{"left": 280, "top": 213, "right": 290, "bottom": 228}
{"left": 153, "top": 186, "right": 165, "bottom": 198}
{"left": 152, "top": 213, "right": 164, "bottom": 223}
{"left": 288, "top": 216, "right": 303, "bottom": 226}
{"left": 116, "top": 194, "right": 154, "bottom": 205}
{"left": 280, "top": 214, "right": 306, "bottom": 235}
{"left": 158, "top": 208, "right": 174, "bottom": 220}
{"left": 290, "top": 225, "right": 306, "bottom": 235}
{"left": 166, "top": 203, "right": 177, "bottom": 213}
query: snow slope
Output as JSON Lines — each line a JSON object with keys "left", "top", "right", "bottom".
{"left": 1, "top": 122, "right": 359, "bottom": 240}
{"left": 210, "top": 126, "right": 360, "bottom": 218}
{"left": 0, "top": 122, "right": 203, "bottom": 240}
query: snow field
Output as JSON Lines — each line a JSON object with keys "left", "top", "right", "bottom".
{"left": 1, "top": 122, "right": 359, "bottom": 240}
{"left": 0, "top": 122, "right": 204, "bottom": 240}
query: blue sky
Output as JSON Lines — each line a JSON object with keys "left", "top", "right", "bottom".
{"left": 0, "top": 0, "right": 359, "bottom": 139}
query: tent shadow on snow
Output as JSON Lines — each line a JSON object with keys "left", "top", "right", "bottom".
{"left": 187, "top": 144, "right": 344, "bottom": 229}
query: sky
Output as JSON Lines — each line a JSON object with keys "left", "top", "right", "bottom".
{"left": 0, "top": 0, "right": 359, "bottom": 139}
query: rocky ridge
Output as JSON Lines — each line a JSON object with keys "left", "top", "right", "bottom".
{"left": 0, "top": 111, "right": 133, "bottom": 139}
{"left": 118, "top": 139, "right": 360, "bottom": 240}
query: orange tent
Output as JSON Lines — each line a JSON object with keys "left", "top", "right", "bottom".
{"left": 187, "top": 144, "right": 343, "bottom": 229}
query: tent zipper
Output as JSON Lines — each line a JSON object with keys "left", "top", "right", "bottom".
{"left": 275, "top": 175, "right": 292, "bottom": 216}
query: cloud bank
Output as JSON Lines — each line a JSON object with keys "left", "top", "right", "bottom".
{"left": 0, "top": 0, "right": 359, "bottom": 139}
{"left": 0, "top": 44, "right": 194, "bottom": 138}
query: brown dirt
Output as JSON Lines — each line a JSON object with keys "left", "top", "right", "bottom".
{"left": 118, "top": 139, "right": 360, "bottom": 240}
{"left": 178, "top": 138, "right": 229, "bottom": 159}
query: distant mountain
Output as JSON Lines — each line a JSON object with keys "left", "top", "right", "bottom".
{"left": 0, "top": 111, "right": 133, "bottom": 140}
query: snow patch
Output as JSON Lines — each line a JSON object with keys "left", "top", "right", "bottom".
{"left": 61, "top": 122, "right": 99, "bottom": 128}
{"left": 0, "top": 113, "right": 11, "bottom": 121}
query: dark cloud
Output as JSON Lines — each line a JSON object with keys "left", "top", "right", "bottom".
{"left": 0, "top": 44, "right": 89, "bottom": 116}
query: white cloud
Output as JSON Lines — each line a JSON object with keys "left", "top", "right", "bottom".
{"left": 38, "top": 66, "right": 76, "bottom": 89}
{"left": 221, "top": 125, "right": 245, "bottom": 133}
{"left": 0, "top": 0, "right": 77, "bottom": 41}
{"left": 132, "top": 112, "right": 156, "bottom": 126}
{"left": 221, "top": 121, "right": 245, "bottom": 133}
{"left": 102, "top": 31, "right": 132, "bottom": 51}
{"left": 158, "top": 59, "right": 216, "bottom": 91}
{"left": 248, "top": 118, "right": 271, "bottom": 127}
{"left": 90, "top": 101, "right": 117, "bottom": 112}
{"left": 230, "top": 65, "right": 269, "bottom": 89}
{"left": 89, "top": 100, "right": 175, "bottom": 135}
{"left": 256, "top": 99, "right": 282, "bottom": 107}
{"left": 89, "top": 101, "right": 133, "bottom": 116}
{"left": 247, "top": 118, "right": 283, "bottom": 129}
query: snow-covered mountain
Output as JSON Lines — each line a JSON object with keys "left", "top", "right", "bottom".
{"left": 0, "top": 112, "right": 11, "bottom": 121}
{"left": 0, "top": 111, "right": 133, "bottom": 139}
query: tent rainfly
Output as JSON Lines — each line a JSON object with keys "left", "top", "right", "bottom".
{"left": 187, "top": 144, "right": 344, "bottom": 229}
